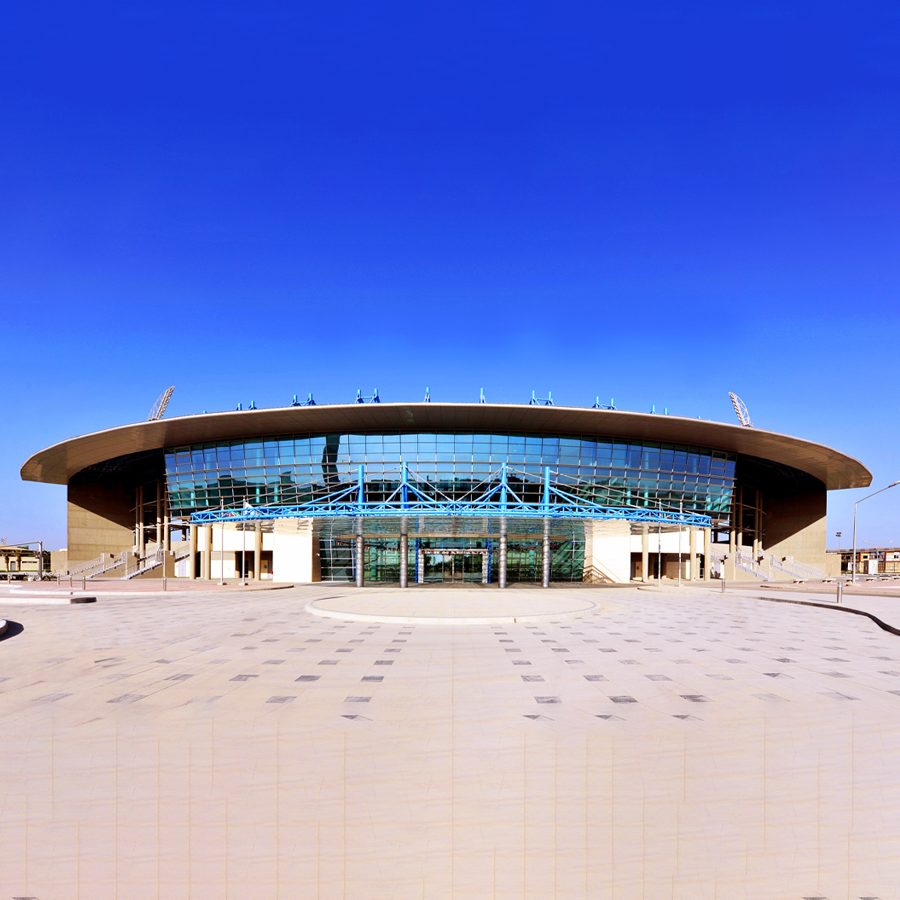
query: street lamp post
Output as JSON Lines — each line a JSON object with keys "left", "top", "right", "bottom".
{"left": 852, "top": 481, "right": 900, "bottom": 583}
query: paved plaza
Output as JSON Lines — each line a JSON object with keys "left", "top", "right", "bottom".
{"left": 2, "top": 582, "right": 900, "bottom": 898}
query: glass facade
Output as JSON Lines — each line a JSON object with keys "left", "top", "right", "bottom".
{"left": 164, "top": 431, "right": 736, "bottom": 516}
{"left": 316, "top": 519, "right": 586, "bottom": 583}
{"left": 163, "top": 431, "right": 736, "bottom": 584}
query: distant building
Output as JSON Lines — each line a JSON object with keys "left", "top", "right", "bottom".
{"left": 0, "top": 545, "right": 47, "bottom": 579}
{"left": 835, "top": 548, "right": 900, "bottom": 576}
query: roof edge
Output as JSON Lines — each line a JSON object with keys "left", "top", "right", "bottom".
{"left": 20, "top": 403, "right": 873, "bottom": 491}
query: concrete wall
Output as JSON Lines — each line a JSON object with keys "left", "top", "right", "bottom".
{"left": 272, "top": 519, "right": 320, "bottom": 583}
{"left": 629, "top": 531, "right": 703, "bottom": 554}
{"left": 50, "top": 550, "right": 68, "bottom": 574}
{"left": 763, "top": 484, "right": 827, "bottom": 571}
{"left": 584, "top": 520, "right": 631, "bottom": 583}
{"left": 67, "top": 481, "right": 134, "bottom": 567}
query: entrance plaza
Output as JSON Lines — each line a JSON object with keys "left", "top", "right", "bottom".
{"left": 2, "top": 582, "right": 900, "bottom": 898}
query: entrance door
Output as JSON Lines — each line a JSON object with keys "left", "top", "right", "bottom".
{"left": 422, "top": 550, "right": 488, "bottom": 583}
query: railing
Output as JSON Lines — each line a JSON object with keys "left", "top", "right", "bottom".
{"left": 124, "top": 549, "right": 164, "bottom": 580}
{"left": 706, "top": 544, "right": 726, "bottom": 579}
{"left": 68, "top": 552, "right": 127, "bottom": 578}
{"left": 735, "top": 548, "right": 770, "bottom": 581}
{"left": 768, "top": 555, "right": 825, "bottom": 580}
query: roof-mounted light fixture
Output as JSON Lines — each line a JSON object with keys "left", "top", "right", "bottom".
{"left": 148, "top": 386, "right": 174, "bottom": 421}
{"left": 729, "top": 392, "right": 753, "bottom": 427}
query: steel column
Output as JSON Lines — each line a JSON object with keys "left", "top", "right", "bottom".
{"left": 137, "top": 485, "right": 144, "bottom": 553}
{"left": 499, "top": 465, "right": 509, "bottom": 588}
{"left": 355, "top": 534, "right": 364, "bottom": 587}
{"left": 399, "top": 529, "right": 408, "bottom": 588}
{"left": 542, "top": 518, "right": 551, "bottom": 588}
{"left": 355, "top": 466, "right": 365, "bottom": 587}
{"left": 499, "top": 523, "right": 508, "bottom": 589}
{"left": 487, "top": 538, "right": 492, "bottom": 584}
{"left": 399, "top": 467, "right": 409, "bottom": 588}
{"left": 355, "top": 520, "right": 364, "bottom": 588}
{"left": 156, "top": 479, "right": 163, "bottom": 550}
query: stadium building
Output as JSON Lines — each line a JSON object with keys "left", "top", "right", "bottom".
{"left": 20, "top": 398, "right": 871, "bottom": 585}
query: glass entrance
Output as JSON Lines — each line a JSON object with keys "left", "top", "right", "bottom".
{"left": 318, "top": 519, "right": 586, "bottom": 584}
{"left": 421, "top": 549, "right": 487, "bottom": 583}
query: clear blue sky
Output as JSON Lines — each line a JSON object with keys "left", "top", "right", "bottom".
{"left": 2, "top": 2, "right": 898, "bottom": 551}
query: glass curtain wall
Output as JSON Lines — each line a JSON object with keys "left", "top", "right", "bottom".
{"left": 164, "top": 431, "right": 736, "bottom": 584}
{"left": 318, "top": 531, "right": 586, "bottom": 584}
{"left": 165, "top": 432, "right": 736, "bottom": 518}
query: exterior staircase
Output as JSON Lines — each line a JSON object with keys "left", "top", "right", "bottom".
{"left": 67, "top": 552, "right": 129, "bottom": 579}
{"left": 123, "top": 547, "right": 191, "bottom": 579}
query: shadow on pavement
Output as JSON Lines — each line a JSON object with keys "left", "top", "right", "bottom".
{"left": 0, "top": 620, "right": 24, "bottom": 642}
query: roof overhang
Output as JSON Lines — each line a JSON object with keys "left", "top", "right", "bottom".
{"left": 21, "top": 403, "right": 872, "bottom": 491}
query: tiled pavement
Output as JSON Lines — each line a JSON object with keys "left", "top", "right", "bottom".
{"left": 1, "top": 584, "right": 899, "bottom": 898}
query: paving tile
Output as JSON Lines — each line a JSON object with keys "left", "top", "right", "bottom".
{"left": 4, "top": 582, "right": 900, "bottom": 898}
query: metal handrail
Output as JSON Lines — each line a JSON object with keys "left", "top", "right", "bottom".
{"left": 768, "top": 555, "right": 824, "bottom": 580}
{"left": 734, "top": 548, "right": 770, "bottom": 581}
{"left": 123, "top": 548, "right": 165, "bottom": 580}
{"left": 68, "top": 552, "right": 129, "bottom": 578}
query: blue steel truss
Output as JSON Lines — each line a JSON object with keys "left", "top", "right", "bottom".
{"left": 189, "top": 464, "right": 713, "bottom": 528}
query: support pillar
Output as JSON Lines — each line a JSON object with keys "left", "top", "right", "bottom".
{"left": 703, "top": 527, "right": 711, "bottom": 581}
{"left": 542, "top": 519, "right": 551, "bottom": 588}
{"left": 254, "top": 523, "right": 262, "bottom": 581}
{"left": 200, "top": 526, "right": 212, "bottom": 580}
{"left": 689, "top": 527, "right": 697, "bottom": 582}
{"left": 137, "top": 485, "right": 145, "bottom": 554}
{"left": 188, "top": 524, "right": 197, "bottom": 580}
{"left": 753, "top": 489, "right": 762, "bottom": 560}
{"left": 399, "top": 518, "right": 409, "bottom": 589}
{"left": 156, "top": 479, "right": 163, "bottom": 550}
{"left": 499, "top": 519, "right": 508, "bottom": 589}
{"left": 499, "top": 467, "right": 509, "bottom": 589}
{"left": 641, "top": 525, "right": 649, "bottom": 582}
{"left": 355, "top": 521, "right": 364, "bottom": 588}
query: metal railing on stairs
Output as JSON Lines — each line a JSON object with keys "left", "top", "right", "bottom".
{"left": 68, "top": 552, "right": 128, "bottom": 578}
{"left": 734, "top": 548, "right": 771, "bottom": 581}
{"left": 124, "top": 549, "right": 165, "bottom": 580}
{"left": 121, "top": 547, "right": 192, "bottom": 580}
{"left": 706, "top": 545, "right": 726, "bottom": 580}
{"left": 768, "top": 555, "right": 825, "bottom": 580}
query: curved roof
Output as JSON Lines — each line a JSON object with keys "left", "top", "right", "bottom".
{"left": 21, "top": 403, "right": 871, "bottom": 491}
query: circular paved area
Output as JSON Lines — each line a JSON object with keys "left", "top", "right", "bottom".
{"left": 306, "top": 586, "right": 601, "bottom": 623}
{"left": 2, "top": 583, "right": 900, "bottom": 898}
